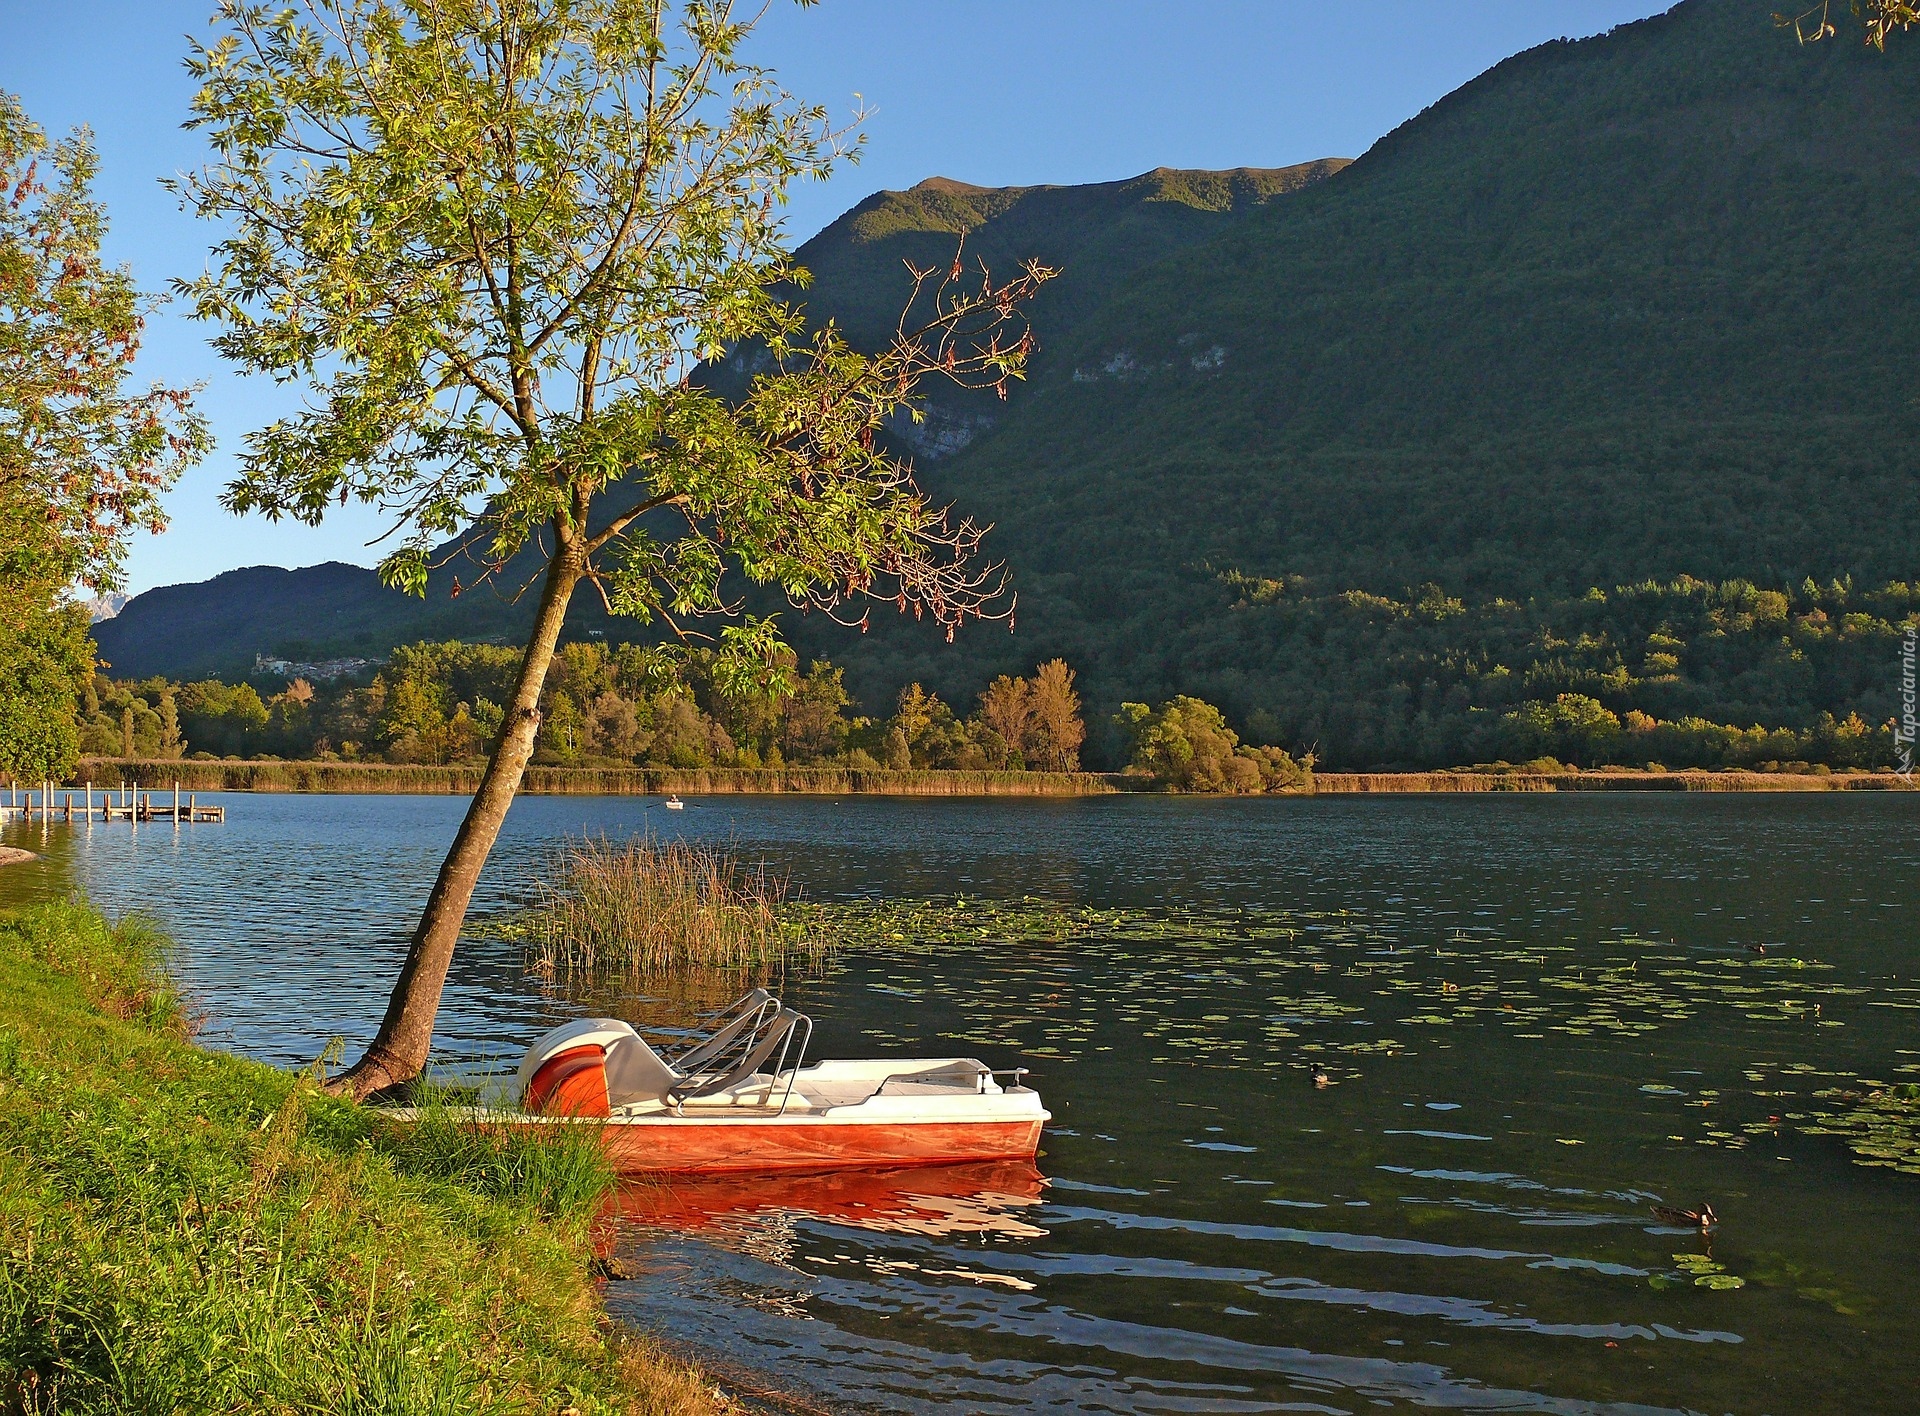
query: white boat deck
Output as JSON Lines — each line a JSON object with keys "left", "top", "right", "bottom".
{"left": 610, "top": 1057, "right": 1029, "bottom": 1119}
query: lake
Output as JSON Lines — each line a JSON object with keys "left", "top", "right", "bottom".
{"left": 4, "top": 791, "right": 1917, "bottom": 1414}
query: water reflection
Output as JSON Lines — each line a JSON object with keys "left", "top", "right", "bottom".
{"left": 616, "top": 1161, "right": 1049, "bottom": 1261}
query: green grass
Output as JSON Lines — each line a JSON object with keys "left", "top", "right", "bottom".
{"left": 0, "top": 899, "right": 719, "bottom": 1415}
{"left": 375, "top": 1084, "right": 615, "bottom": 1221}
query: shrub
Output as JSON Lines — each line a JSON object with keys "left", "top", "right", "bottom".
{"left": 1114, "top": 696, "right": 1312, "bottom": 793}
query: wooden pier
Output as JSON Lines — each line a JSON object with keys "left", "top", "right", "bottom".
{"left": 2, "top": 780, "right": 226, "bottom": 825}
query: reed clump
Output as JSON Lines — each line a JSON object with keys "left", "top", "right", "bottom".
{"left": 522, "top": 835, "right": 832, "bottom": 977}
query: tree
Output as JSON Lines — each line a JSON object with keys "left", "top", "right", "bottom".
{"left": 1500, "top": 693, "right": 1622, "bottom": 767}
{"left": 0, "top": 605, "right": 93, "bottom": 780}
{"left": 1116, "top": 695, "right": 1310, "bottom": 793}
{"left": 976, "top": 659, "right": 1084, "bottom": 771}
{"left": 1781, "top": 1, "right": 1917, "bottom": 47}
{"left": 976, "top": 673, "right": 1031, "bottom": 766}
{"left": 0, "top": 92, "right": 206, "bottom": 782}
{"left": 179, "top": 0, "right": 1049, "bottom": 1097}
{"left": 780, "top": 660, "right": 852, "bottom": 762}
{"left": 1023, "top": 658, "right": 1084, "bottom": 772}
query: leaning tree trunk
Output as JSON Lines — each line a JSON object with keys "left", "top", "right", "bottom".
{"left": 331, "top": 533, "right": 585, "bottom": 1101}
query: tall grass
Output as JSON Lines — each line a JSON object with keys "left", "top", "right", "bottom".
{"left": 521, "top": 835, "right": 831, "bottom": 977}
{"left": 376, "top": 1080, "right": 615, "bottom": 1222}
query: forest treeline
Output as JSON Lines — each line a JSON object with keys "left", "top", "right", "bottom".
{"left": 72, "top": 641, "right": 1329, "bottom": 792}
{"left": 1182, "top": 573, "right": 1911, "bottom": 772}
{"left": 76, "top": 643, "right": 1094, "bottom": 775}
{"left": 68, "top": 568, "right": 1915, "bottom": 786}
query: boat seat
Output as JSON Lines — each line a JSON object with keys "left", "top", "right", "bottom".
{"left": 875, "top": 1077, "right": 983, "bottom": 1096}
{"left": 603, "top": 1031, "right": 682, "bottom": 1107}
{"left": 670, "top": 1007, "right": 806, "bottom": 1107}
{"left": 798, "top": 1081, "right": 878, "bottom": 1109}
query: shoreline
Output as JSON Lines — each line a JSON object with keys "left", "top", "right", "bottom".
{"left": 1311, "top": 769, "right": 1912, "bottom": 793}
{"left": 65, "top": 758, "right": 1128, "bottom": 796}
{"left": 32, "top": 759, "right": 1916, "bottom": 796}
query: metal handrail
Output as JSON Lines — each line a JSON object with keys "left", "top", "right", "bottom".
{"left": 770, "top": 1012, "right": 813, "bottom": 1117}
{"left": 668, "top": 1007, "right": 809, "bottom": 1114}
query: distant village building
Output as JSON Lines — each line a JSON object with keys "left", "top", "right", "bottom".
{"left": 253, "top": 653, "right": 380, "bottom": 682}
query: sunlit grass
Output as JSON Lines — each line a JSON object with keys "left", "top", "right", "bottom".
{"left": 376, "top": 1079, "right": 616, "bottom": 1221}
{"left": 0, "top": 898, "right": 720, "bottom": 1415}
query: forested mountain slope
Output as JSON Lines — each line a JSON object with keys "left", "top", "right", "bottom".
{"left": 796, "top": 0, "right": 1920, "bottom": 761}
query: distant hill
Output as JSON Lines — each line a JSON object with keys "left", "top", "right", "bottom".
{"left": 97, "top": 564, "right": 403, "bottom": 679}
{"left": 82, "top": 593, "right": 128, "bottom": 624}
{"left": 95, "top": 0, "right": 1920, "bottom": 766}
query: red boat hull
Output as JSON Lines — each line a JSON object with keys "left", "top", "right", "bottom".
{"left": 594, "top": 1116, "right": 1045, "bottom": 1175}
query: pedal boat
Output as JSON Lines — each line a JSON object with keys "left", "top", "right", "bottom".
{"left": 498, "top": 991, "right": 1049, "bottom": 1175}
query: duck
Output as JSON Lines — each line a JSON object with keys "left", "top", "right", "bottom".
{"left": 1310, "top": 1064, "right": 1331, "bottom": 1089}
{"left": 1746, "top": 943, "right": 1768, "bottom": 956}
{"left": 1650, "top": 1201, "right": 1717, "bottom": 1229}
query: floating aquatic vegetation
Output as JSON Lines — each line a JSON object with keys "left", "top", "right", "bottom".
{"left": 1650, "top": 1253, "right": 1746, "bottom": 1291}
{"left": 1800, "top": 1084, "right": 1920, "bottom": 1176}
{"left": 489, "top": 882, "right": 1920, "bottom": 1181}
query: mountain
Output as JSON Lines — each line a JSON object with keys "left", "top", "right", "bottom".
{"left": 94, "top": 162, "right": 1350, "bottom": 681}
{"left": 82, "top": 593, "right": 128, "bottom": 624}
{"left": 96, "top": 0, "right": 1920, "bottom": 766}
{"left": 703, "top": 162, "right": 1350, "bottom": 459}
{"left": 775, "top": 0, "right": 1920, "bottom": 759}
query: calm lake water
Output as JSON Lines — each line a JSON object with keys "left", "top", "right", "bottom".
{"left": 4, "top": 791, "right": 1918, "bottom": 1414}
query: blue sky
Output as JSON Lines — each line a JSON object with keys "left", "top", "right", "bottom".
{"left": 4, "top": 0, "right": 1672, "bottom": 595}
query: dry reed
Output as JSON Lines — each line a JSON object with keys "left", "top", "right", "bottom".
{"left": 521, "top": 834, "right": 831, "bottom": 977}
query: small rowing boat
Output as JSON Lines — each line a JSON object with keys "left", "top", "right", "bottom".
{"left": 501, "top": 989, "right": 1048, "bottom": 1175}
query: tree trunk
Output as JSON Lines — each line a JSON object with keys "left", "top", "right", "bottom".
{"left": 331, "top": 534, "right": 584, "bottom": 1101}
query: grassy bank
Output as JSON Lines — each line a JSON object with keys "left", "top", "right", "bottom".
{"left": 0, "top": 899, "right": 721, "bottom": 1414}
{"left": 70, "top": 758, "right": 1127, "bottom": 796}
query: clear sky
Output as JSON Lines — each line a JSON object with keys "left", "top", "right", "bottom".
{"left": 3, "top": 0, "right": 1673, "bottom": 596}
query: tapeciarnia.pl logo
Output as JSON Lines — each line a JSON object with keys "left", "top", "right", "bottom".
{"left": 1898, "top": 627, "right": 1917, "bottom": 780}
